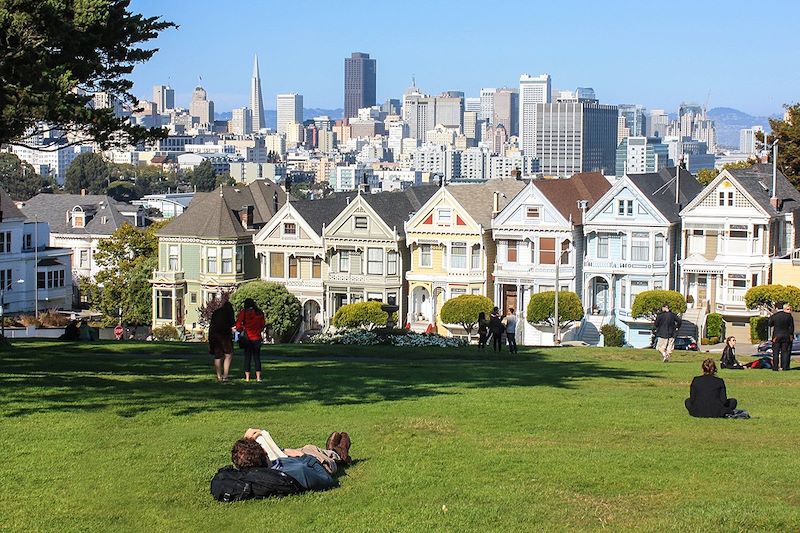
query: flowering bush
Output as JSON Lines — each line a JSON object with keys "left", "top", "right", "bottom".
{"left": 390, "top": 332, "right": 467, "bottom": 348}
{"left": 308, "top": 329, "right": 466, "bottom": 348}
{"left": 308, "top": 329, "right": 380, "bottom": 345}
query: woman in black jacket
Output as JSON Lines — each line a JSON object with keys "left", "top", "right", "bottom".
{"left": 477, "top": 312, "right": 489, "bottom": 349}
{"left": 685, "top": 359, "right": 737, "bottom": 417}
{"left": 720, "top": 336, "right": 744, "bottom": 369}
{"left": 488, "top": 307, "right": 504, "bottom": 352}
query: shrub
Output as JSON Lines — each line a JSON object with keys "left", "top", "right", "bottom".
{"left": 601, "top": 324, "right": 625, "bottom": 347}
{"left": 745, "top": 284, "right": 800, "bottom": 313}
{"left": 686, "top": 294, "right": 694, "bottom": 304}
{"left": 439, "top": 294, "right": 493, "bottom": 334}
{"left": 151, "top": 324, "right": 180, "bottom": 341}
{"left": 527, "top": 291, "right": 583, "bottom": 328}
{"left": 308, "top": 329, "right": 466, "bottom": 348}
{"left": 332, "top": 301, "right": 394, "bottom": 330}
{"left": 390, "top": 332, "right": 467, "bottom": 348}
{"left": 230, "top": 281, "right": 301, "bottom": 342}
{"left": 705, "top": 313, "right": 725, "bottom": 339}
{"left": 631, "top": 290, "right": 687, "bottom": 321}
{"left": 40, "top": 309, "right": 70, "bottom": 328}
{"left": 707, "top": 336, "right": 720, "bottom": 345}
{"left": 308, "top": 329, "right": 380, "bottom": 345}
{"left": 700, "top": 337, "right": 710, "bottom": 345}
{"left": 750, "top": 316, "right": 769, "bottom": 342}
{"left": 17, "top": 315, "right": 41, "bottom": 327}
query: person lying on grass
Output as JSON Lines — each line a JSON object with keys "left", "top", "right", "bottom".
{"left": 241, "top": 428, "right": 352, "bottom": 475}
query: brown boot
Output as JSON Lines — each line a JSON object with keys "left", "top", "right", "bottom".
{"left": 326, "top": 431, "right": 341, "bottom": 451}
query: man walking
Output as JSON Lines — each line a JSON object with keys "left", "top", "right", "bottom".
{"left": 505, "top": 307, "right": 518, "bottom": 354}
{"left": 769, "top": 303, "right": 795, "bottom": 371}
{"left": 653, "top": 303, "right": 682, "bottom": 362}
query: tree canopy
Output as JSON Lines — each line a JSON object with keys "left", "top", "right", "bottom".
{"left": 744, "top": 284, "right": 800, "bottom": 314}
{"left": 189, "top": 161, "right": 217, "bottom": 192}
{"left": 631, "top": 290, "right": 686, "bottom": 321}
{"left": 63, "top": 153, "right": 109, "bottom": 194}
{"left": 757, "top": 103, "right": 800, "bottom": 185}
{"left": 0, "top": 153, "right": 55, "bottom": 200}
{"left": 526, "top": 291, "right": 583, "bottom": 329}
{"left": 230, "top": 281, "right": 301, "bottom": 342}
{"left": 439, "top": 294, "right": 493, "bottom": 334}
{"left": 0, "top": 0, "right": 174, "bottom": 150}
{"left": 696, "top": 160, "right": 759, "bottom": 186}
{"left": 332, "top": 301, "right": 393, "bottom": 330}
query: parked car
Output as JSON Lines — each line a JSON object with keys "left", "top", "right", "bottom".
{"left": 649, "top": 335, "right": 698, "bottom": 351}
{"left": 756, "top": 335, "right": 800, "bottom": 355}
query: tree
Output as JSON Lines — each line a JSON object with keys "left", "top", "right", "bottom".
{"left": 439, "top": 294, "right": 493, "bottom": 335}
{"left": 105, "top": 181, "right": 138, "bottom": 202}
{"left": 631, "top": 290, "right": 686, "bottom": 321}
{"left": 64, "top": 153, "right": 109, "bottom": 194}
{"left": 0, "top": 0, "right": 175, "bottom": 150}
{"left": 190, "top": 161, "right": 217, "bottom": 192}
{"left": 696, "top": 167, "right": 719, "bottom": 186}
{"left": 744, "top": 284, "right": 800, "bottom": 314}
{"left": 0, "top": 153, "right": 55, "bottom": 200}
{"left": 230, "top": 281, "right": 301, "bottom": 342}
{"left": 197, "top": 290, "right": 233, "bottom": 328}
{"left": 526, "top": 291, "right": 584, "bottom": 329}
{"left": 332, "top": 301, "right": 393, "bottom": 330}
{"left": 756, "top": 103, "right": 800, "bottom": 185}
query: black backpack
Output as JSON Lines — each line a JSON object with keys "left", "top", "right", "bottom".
{"left": 210, "top": 466, "right": 304, "bottom": 502}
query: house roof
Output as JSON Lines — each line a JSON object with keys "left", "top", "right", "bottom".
{"left": 724, "top": 164, "right": 800, "bottom": 216}
{"left": 19, "top": 193, "right": 135, "bottom": 235}
{"left": 290, "top": 194, "right": 353, "bottom": 235}
{"left": 626, "top": 167, "right": 704, "bottom": 223}
{"left": 446, "top": 179, "right": 528, "bottom": 227}
{"left": 1, "top": 188, "right": 26, "bottom": 221}
{"left": 534, "top": 172, "right": 612, "bottom": 224}
{"left": 361, "top": 185, "right": 439, "bottom": 235}
{"left": 158, "top": 180, "right": 289, "bottom": 239}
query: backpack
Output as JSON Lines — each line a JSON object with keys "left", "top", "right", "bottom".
{"left": 210, "top": 466, "right": 304, "bottom": 502}
{"left": 725, "top": 409, "right": 751, "bottom": 419}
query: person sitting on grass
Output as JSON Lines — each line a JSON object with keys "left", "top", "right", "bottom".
{"left": 685, "top": 359, "right": 739, "bottom": 418}
{"left": 720, "top": 336, "right": 744, "bottom": 369}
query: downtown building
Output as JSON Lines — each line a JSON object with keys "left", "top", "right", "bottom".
{"left": 344, "top": 52, "right": 377, "bottom": 119}
{"left": 277, "top": 93, "right": 303, "bottom": 135}
{"left": 519, "top": 74, "right": 551, "bottom": 156}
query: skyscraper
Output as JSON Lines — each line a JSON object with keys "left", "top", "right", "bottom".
{"left": 739, "top": 126, "right": 764, "bottom": 155}
{"left": 647, "top": 109, "right": 669, "bottom": 138}
{"left": 231, "top": 107, "right": 253, "bottom": 135}
{"left": 152, "top": 84, "right": 174, "bottom": 113}
{"left": 277, "top": 93, "right": 303, "bottom": 135}
{"left": 189, "top": 85, "right": 214, "bottom": 126}
{"left": 479, "top": 88, "right": 497, "bottom": 122}
{"left": 519, "top": 74, "right": 551, "bottom": 156}
{"left": 344, "top": 52, "right": 376, "bottom": 119}
{"left": 493, "top": 88, "right": 519, "bottom": 137}
{"left": 250, "top": 54, "right": 266, "bottom": 131}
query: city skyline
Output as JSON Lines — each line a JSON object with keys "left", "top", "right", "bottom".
{"left": 128, "top": 0, "right": 797, "bottom": 116}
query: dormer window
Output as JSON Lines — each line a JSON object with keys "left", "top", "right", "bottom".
{"left": 525, "top": 206, "right": 541, "bottom": 220}
{"left": 617, "top": 200, "right": 633, "bottom": 216}
{"left": 283, "top": 222, "right": 297, "bottom": 237}
{"left": 73, "top": 213, "right": 85, "bottom": 228}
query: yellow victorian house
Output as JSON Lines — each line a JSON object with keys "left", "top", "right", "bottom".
{"left": 404, "top": 179, "right": 525, "bottom": 333}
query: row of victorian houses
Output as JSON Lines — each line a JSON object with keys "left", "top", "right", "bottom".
{"left": 150, "top": 163, "right": 800, "bottom": 347}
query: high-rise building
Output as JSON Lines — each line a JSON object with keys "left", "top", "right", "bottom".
{"left": 250, "top": 55, "right": 266, "bottom": 131}
{"left": 92, "top": 92, "right": 123, "bottom": 118}
{"left": 152, "top": 85, "right": 174, "bottom": 113}
{"left": 435, "top": 91, "right": 464, "bottom": 131}
{"left": 615, "top": 136, "right": 670, "bottom": 176}
{"left": 493, "top": 88, "right": 519, "bottom": 137}
{"left": 230, "top": 107, "right": 253, "bottom": 135}
{"left": 189, "top": 85, "right": 214, "bottom": 126}
{"left": 277, "top": 93, "right": 303, "bottom": 135}
{"left": 534, "top": 99, "right": 618, "bottom": 176}
{"left": 519, "top": 73, "right": 551, "bottom": 156}
{"left": 403, "top": 84, "right": 435, "bottom": 143}
{"left": 465, "top": 97, "right": 481, "bottom": 113}
{"left": 344, "top": 52, "right": 376, "bottom": 119}
{"left": 739, "top": 126, "right": 764, "bottom": 155}
{"left": 479, "top": 88, "right": 497, "bottom": 122}
{"left": 647, "top": 109, "right": 669, "bottom": 138}
{"left": 618, "top": 104, "right": 647, "bottom": 139}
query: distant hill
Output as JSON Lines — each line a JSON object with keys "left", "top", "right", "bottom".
{"left": 215, "top": 108, "right": 344, "bottom": 131}
{"left": 708, "top": 107, "right": 775, "bottom": 149}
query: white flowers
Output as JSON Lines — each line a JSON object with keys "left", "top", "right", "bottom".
{"left": 308, "top": 329, "right": 467, "bottom": 347}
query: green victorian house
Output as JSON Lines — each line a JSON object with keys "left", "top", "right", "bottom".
{"left": 151, "top": 180, "right": 288, "bottom": 331}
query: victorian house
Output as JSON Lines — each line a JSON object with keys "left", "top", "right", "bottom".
{"left": 491, "top": 173, "right": 611, "bottom": 345}
{"left": 404, "top": 180, "right": 526, "bottom": 333}
{"left": 582, "top": 168, "right": 702, "bottom": 347}
{"left": 679, "top": 164, "right": 800, "bottom": 339}
{"left": 151, "top": 181, "right": 288, "bottom": 331}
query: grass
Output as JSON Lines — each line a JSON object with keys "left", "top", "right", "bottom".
{"left": 1, "top": 339, "right": 800, "bottom": 532}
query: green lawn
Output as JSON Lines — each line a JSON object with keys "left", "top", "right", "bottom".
{"left": 1, "top": 340, "right": 799, "bottom": 532}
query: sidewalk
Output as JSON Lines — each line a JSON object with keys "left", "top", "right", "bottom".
{"left": 701, "top": 341, "right": 760, "bottom": 356}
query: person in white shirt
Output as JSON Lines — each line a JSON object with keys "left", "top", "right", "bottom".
{"left": 504, "top": 307, "right": 518, "bottom": 354}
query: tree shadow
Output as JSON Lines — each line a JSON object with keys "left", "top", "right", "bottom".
{"left": 0, "top": 342, "right": 659, "bottom": 418}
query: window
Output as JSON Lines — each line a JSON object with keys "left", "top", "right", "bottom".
{"left": 23, "top": 234, "right": 32, "bottom": 250}
{"left": 190, "top": 292, "right": 197, "bottom": 304}
{"left": 437, "top": 208, "right": 452, "bottom": 226}
{"left": 288, "top": 256, "right": 298, "bottom": 278}
{"left": 156, "top": 290, "right": 173, "bottom": 320}
{"left": 451, "top": 242, "right": 467, "bottom": 268}
{"left": 530, "top": 241, "right": 536, "bottom": 264}
{"left": 270, "top": 252, "right": 284, "bottom": 277}
{"left": 367, "top": 292, "right": 383, "bottom": 302}
{"left": 630, "top": 280, "right": 648, "bottom": 304}
{"left": 632, "top": 232, "right": 649, "bottom": 261}
{"left": 693, "top": 229, "right": 704, "bottom": 236}
{"left": 730, "top": 230, "right": 747, "bottom": 238}
{"left": 79, "top": 250, "right": 89, "bottom": 269}
{"left": 37, "top": 271, "right": 45, "bottom": 289}
{"left": 420, "top": 244, "right": 432, "bottom": 267}
{"left": 617, "top": 200, "right": 633, "bottom": 216}
{"left": 41, "top": 270, "right": 65, "bottom": 289}
{"left": 507, "top": 240, "right": 517, "bottom": 262}
{"left": 312, "top": 258, "right": 322, "bottom": 278}
{"left": 620, "top": 282, "right": 627, "bottom": 309}
{"left": 451, "top": 287, "right": 467, "bottom": 297}
{"left": 206, "top": 248, "right": 217, "bottom": 273}
{"left": 654, "top": 280, "right": 663, "bottom": 290}
{"left": 339, "top": 250, "right": 350, "bottom": 272}
{"left": 471, "top": 245, "right": 480, "bottom": 269}
{"left": 620, "top": 234, "right": 627, "bottom": 260}
{"left": 597, "top": 235, "right": 609, "bottom": 258}
{"left": 526, "top": 206, "right": 540, "bottom": 219}
{"left": 539, "top": 238, "right": 555, "bottom": 264}
{"left": 0, "top": 269, "right": 12, "bottom": 290}
{"left": 728, "top": 192, "right": 734, "bottom": 206}
{"left": 221, "top": 248, "right": 233, "bottom": 274}
{"left": 283, "top": 222, "right": 297, "bottom": 237}
{"left": 354, "top": 216, "right": 368, "bottom": 230}
{"left": 0, "top": 232, "right": 10, "bottom": 253}
{"left": 718, "top": 191, "right": 725, "bottom": 206}
{"left": 561, "top": 240, "right": 570, "bottom": 264}
{"left": 367, "top": 248, "right": 384, "bottom": 275}
{"left": 731, "top": 279, "right": 746, "bottom": 288}
{"left": 387, "top": 251, "right": 398, "bottom": 275}
{"left": 236, "top": 247, "right": 244, "bottom": 274}
{"left": 654, "top": 235, "right": 665, "bottom": 262}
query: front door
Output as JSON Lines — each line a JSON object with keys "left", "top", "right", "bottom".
{"left": 697, "top": 275, "right": 707, "bottom": 307}
{"left": 594, "top": 279, "right": 609, "bottom": 313}
{"left": 503, "top": 285, "right": 518, "bottom": 313}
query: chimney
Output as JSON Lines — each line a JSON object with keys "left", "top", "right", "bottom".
{"left": 81, "top": 189, "right": 86, "bottom": 196}
{"left": 272, "top": 191, "right": 279, "bottom": 213}
{"left": 492, "top": 191, "right": 500, "bottom": 217}
{"left": 362, "top": 172, "right": 370, "bottom": 194}
{"left": 511, "top": 167, "right": 522, "bottom": 180}
{"left": 284, "top": 175, "right": 292, "bottom": 194}
{"left": 770, "top": 197, "right": 782, "bottom": 211}
{"left": 239, "top": 205, "right": 254, "bottom": 229}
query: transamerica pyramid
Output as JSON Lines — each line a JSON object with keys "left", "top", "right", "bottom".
{"left": 250, "top": 54, "right": 266, "bottom": 131}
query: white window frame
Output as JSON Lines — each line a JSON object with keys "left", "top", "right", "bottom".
{"left": 437, "top": 208, "right": 452, "bottom": 226}
{"left": 420, "top": 244, "right": 432, "bottom": 267}
{"left": 168, "top": 245, "right": 179, "bottom": 271}
{"left": 206, "top": 247, "right": 217, "bottom": 274}
{"left": 450, "top": 242, "right": 467, "bottom": 269}
{"left": 367, "top": 247, "right": 384, "bottom": 275}
{"left": 339, "top": 250, "right": 350, "bottom": 272}
{"left": 354, "top": 216, "right": 368, "bottom": 230}
{"left": 221, "top": 247, "right": 233, "bottom": 274}
{"left": 387, "top": 251, "right": 398, "bottom": 275}
{"left": 525, "top": 206, "right": 541, "bottom": 220}
{"left": 283, "top": 222, "right": 297, "bottom": 238}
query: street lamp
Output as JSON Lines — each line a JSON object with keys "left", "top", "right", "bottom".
{"left": 1, "top": 279, "right": 26, "bottom": 337}
{"left": 553, "top": 244, "right": 574, "bottom": 345}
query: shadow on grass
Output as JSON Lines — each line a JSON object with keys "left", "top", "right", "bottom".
{"left": 0, "top": 340, "right": 659, "bottom": 418}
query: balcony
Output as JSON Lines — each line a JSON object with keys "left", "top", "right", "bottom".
{"left": 328, "top": 272, "right": 402, "bottom": 285}
{"left": 583, "top": 259, "right": 668, "bottom": 272}
{"left": 151, "top": 270, "right": 185, "bottom": 284}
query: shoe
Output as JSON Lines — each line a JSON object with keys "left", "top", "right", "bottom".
{"left": 326, "top": 431, "right": 342, "bottom": 450}
{"left": 335, "top": 432, "right": 352, "bottom": 464}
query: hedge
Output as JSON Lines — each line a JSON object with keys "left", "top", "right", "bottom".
{"left": 750, "top": 316, "right": 769, "bottom": 342}
{"left": 601, "top": 324, "right": 625, "bottom": 347}
{"left": 705, "top": 313, "right": 725, "bottom": 339}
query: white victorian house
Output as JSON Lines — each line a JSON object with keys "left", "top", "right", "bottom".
{"left": 491, "top": 173, "right": 611, "bottom": 345}
{"left": 582, "top": 168, "right": 702, "bottom": 347}
{"left": 679, "top": 164, "right": 800, "bottom": 339}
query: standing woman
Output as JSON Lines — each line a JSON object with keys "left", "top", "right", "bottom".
{"left": 236, "top": 298, "right": 267, "bottom": 382}
{"left": 477, "top": 312, "right": 488, "bottom": 349}
{"left": 208, "top": 301, "right": 235, "bottom": 382}
{"left": 488, "top": 307, "right": 505, "bottom": 352}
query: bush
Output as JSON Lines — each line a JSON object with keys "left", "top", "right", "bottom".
{"left": 332, "top": 301, "right": 394, "bottom": 330}
{"left": 631, "top": 290, "right": 687, "bottom": 321}
{"left": 309, "top": 329, "right": 380, "bottom": 345}
{"left": 705, "top": 313, "right": 725, "bottom": 339}
{"left": 750, "top": 316, "right": 769, "bottom": 342}
{"left": 231, "top": 281, "right": 301, "bottom": 342}
{"left": 151, "top": 324, "right": 180, "bottom": 341}
{"left": 700, "top": 337, "right": 710, "bottom": 345}
{"left": 527, "top": 291, "right": 583, "bottom": 328}
{"left": 745, "top": 284, "right": 800, "bottom": 313}
{"left": 40, "top": 309, "right": 70, "bottom": 328}
{"left": 390, "top": 332, "right": 467, "bottom": 348}
{"left": 707, "top": 336, "right": 720, "bottom": 345}
{"left": 439, "top": 294, "right": 494, "bottom": 334}
{"left": 601, "top": 324, "right": 625, "bottom": 347}
{"left": 308, "top": 328, "right": 466, "bottom": 348}
{"left": 17, "top": 315, "right": 41, "bottom": 327}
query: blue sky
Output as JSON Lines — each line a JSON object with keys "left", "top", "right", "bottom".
{"left": 129, "top": 0, "right": 798, "bottom": 116}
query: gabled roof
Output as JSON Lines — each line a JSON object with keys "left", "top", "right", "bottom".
{"left": 626, "top": 167, "right": 703, "bottom": 223}
{"left": 1, "top": 188, "right": 26, "bottom": 221}
{"left": 19, "top": 193, "right": 135, "bottom": 235}
{"left": 291, "top": 194, "right": 353, "bottom": 235}
{"left": 534, "top": 172, "right": 612, "bottom": 224}
{"left": 361, "top": 185, "right": 439, "bottom": 236}
{"left": 446, "top": 179, "right": 527, "bottom": 227}
{"left": 158, "top": 180, "right": 289, "bottom": 239}
{"left": 724, "top": 164, "right": 800, "bottom": 216}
